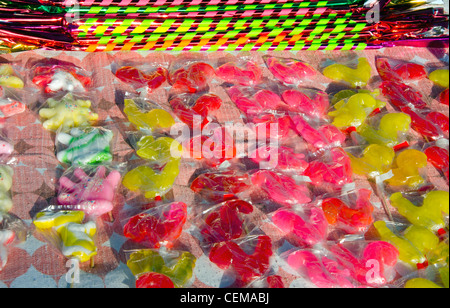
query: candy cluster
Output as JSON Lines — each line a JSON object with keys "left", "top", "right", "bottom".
{"left": 0, "top": 51, "right": 448, "bottom": 289}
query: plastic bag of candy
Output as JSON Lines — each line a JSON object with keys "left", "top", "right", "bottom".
{"left": 207, "top": 232, "right": 274, "bottom": 287}
{"left": 263, "top": 55, "right": 317, "bottom": 87}
{"left": 0, "top": 59, "right": 26, "bottom": 122}
{"left": 279, "top": 86, "right": 330, "bottom": 121}
{"left": 122, "top": 201, "right": 188, "bottom": 250}
{"left": 28, "top": 58, "right": 92, "bottom": 95}
{"left": 167, "top": 55, "right": 216, "bottom": 95}
{"left": 320, "top": 55, "right": 372, "bottom": 89}
{"left": 168, "top": 91, "right": 222, "bottom": 131}
{"left": 269, "top": 205, "right": 328, "bottom": 248}
{"left": 32, "top": 208, "right": 98, "bottom": 267}
{"left": 111, "top": 59, "right": 169, "bottom": 96}
{"left": 375, "top": 56, "right": 428, "bottom": 84}
{"left": 427, "top": 65, "right": 449, "bottom": 106}
{"left": 125, "top": 248, "right": 196, "bottom": 288}
{"left": 120, "top": 94, "right": 176, "bottom": 134}
{"left": 191, "top": 199, "right": 256, "bottom": 246}
{"left": 35, "top": 92, "right": 99, "bottom": 132}
{"left": 0, "top": 212, "right": 28, "bottom": 272}
{"left": 283, "top": 239, "right": 400, "bottom": 288}
{"left": 0, "top": 59, "right": 25, "bottom": 90}
{"left": 55, "top": 125, "right": 117, "bottom": 167}
{"left": 55, "top": 164, "right": 124, "bottom": 221}
{"left": 215, "top": 54, "right": 263, "bottom": 87}
{"left": 423, "top": 139, "right": 449, "bottom": 182}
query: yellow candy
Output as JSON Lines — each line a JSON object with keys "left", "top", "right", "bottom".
{"left": 124, "top": 99, "right": 175, "bottom": 131}
{"left": 328, "top": 90, "right": 386, "bottom": 128}
{"left": 122, "top": 158, "right": 180, "bottom": 199}
{"left": 136, "top": 136, "right": 183, "bottom": 163}
{"left": 0, "top": 64, "right": 24, "bottom": 89}
{"left": 405, "top": 278, "right": 442, "bottom": 288}
{"left": 429, "top": 69, "right": 449, "bottom": 88}
{"left": 34, "top": 210, "right": 85, "bottom": 230}
{"left": 390, "top": 191, "right": 449, "bottom": 233}
{"left": 323, "top": 57, "right": 372, "bottom": 88}
{"left": 374, "top": 221, "right": 428, "bottom": 268}
{"left": 39, "top": 93, "right": 98, "bottom": 131}
{"left": 348, "top": 144, "right": 395, "bottom": 178}
{"left": 33, "top": 210, "right": 97, "bottom": 263}
{"left": 386, "top": 149, "right": 427, "bottom": 188}
{"left": 358, "top": 113, "right": 411, "bottom": 147}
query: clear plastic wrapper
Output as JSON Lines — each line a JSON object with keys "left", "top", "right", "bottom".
{"left": 321, "top": 56, "right": 372, "bottom": 89}
{"left": 387, "top": 190, "right": 449, "bottom": 236}
{"left": 122, "top": 95, "right": 176, "bottom": 134}
{"left": 346, "top": 144, "right": 396, "bottom": 179}
{"left": 122, "top": 201, "right": 188, "bottom": 249}
{"left": 280, "top": 87, "right": 330, "bottom": 121}
{"left": 215, "top": 56, "right": 262, "bottom": 87}
{"left": 32, "top": 208, "right": 98, "bottom": 267}
{"left": 190, "top": 170, "right": 252, "bottom": 204}
{"left": 28, "top": 58, "right": 92, "bottom": 95}
{"left": 0, "top": 212, "right": 28, "bottom": 271}
{"left": 126, "top": 248, "right": 196, "bottom": 288}
{"left": 0, "top": 86, "right": 26, "bottom": 122}
{"left": 353, "top": 111, "right": 412, "bottom": 150}
{"left": 270, "top": 206, "right": 328, "bottom": 248}
{"left": 207, "top": 233, "right": 273, "bottom": 287}
{"left": 183, "top": 125, "right": 237, "bottom": 169}
{"left": 302, "top": 147, "right": 353, "bottom": 193}
{"left": 263, "top": 55, "right": 317, "bottom": 86}
{"left": 249, "top": 169, "right": 312, "bottom": 209}
{"left": 246, "top": 275, "right": 285, "bottom": 288}
{"left": 248, "top": 144, "right": 309, "bottom": 174}
{"left": 56, "top": 164, "right": 124, "bottom": 221}
{"left": 192, "top": 199, "right": 255, "bottom": 246}
{"left": 400, "top": 265, "right": 449, "bottom": 288}
{"left": 423, "top": 139, "right": 449, "bottom": 182}
{"left": 36, "top": 92, "right": 99, "bottom": 132}
{"left": 167, "top": 56, "right": 216, "bottom": 95}
{"left": 372, "top": 220, "right": 442, "bottom": 274}
{"left": 55, "top": 125, "right": 116, "bottom": 167}
{"left": 122, "top": 134, "right": 182, "bottom": 200}
{"left": 111, "top": 59, "right": 168, "bottom": 96}
{"left": 0, "top": 59, "right": 24, "bottom": 90}
{"left": 317, "top": 188, "right": 375, "bottom": 235}
{"left": 0, "top": 164, "right": 14, "bottom": 213}
{"left": 168, "top": 91, "right": 222, "bottom": 130}
{"left": 375, "top": 56, "right": 428, "bottom": 84}
{"left": 0, "top": 131, "right": 14, "bottom": 163}
{"left": 283, "top": 239, "right": 400, "bottom": 288}
{"left": 327, "top": 88, "right": 387, "bottom": 132}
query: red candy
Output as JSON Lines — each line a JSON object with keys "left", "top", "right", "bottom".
{"left": 439, "top": 88, "right": 449, "bottom": 106}
{"left": 281, "top": 89, "right": 330, "bottom": 120}
{"left": 201, "top": 199, "right": 254, "bottom": 244}
{"left": 401, "top": 106, "right": 445, "bottom": 140}
{"left": 251, "top": 170, "right": 311, "bottom": 207}
{"left": 169, "top": 93, "right": 222, "bottom": 129}
{"left": 209, "top": 235, "right": 273, "bottom": 285}
{"left": 32, "top": 64, "right": 91, "bottom": 94}
{"left": 169, "top": 62, "right": 215, "bottom": 94}
{"left": 321, "top": 189, "right": 374, "bottom": 234}
{"left": 393, "top": 63, "right": 427, "bottom": 81}
{"left": 136, "top": 272, "right": 175, "bottom": 288}
{"left": 264, "top": 56, "right": 316, "bottom": 85}
{"left": 190, "top": 171, "right": 251, "bottom": 203}
{"left": 215, "top": 61, "right": 262, "bottom": 86}
{"left": 123, "top": 202, "right": 187, "bottom": 249}
{"left": 424, "top": 146, "right": 449, "bottom": 181}
{"left": 115, "top": 66, "right": 167, "bottom": 93}
{"left": 380, "top": 81, "right": 428, "bottom": 110}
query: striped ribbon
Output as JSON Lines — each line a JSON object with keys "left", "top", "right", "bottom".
{"left": 80, "top": 37, "right": 370, "bottom": 52}
{"left": 74, "top": 14, "right": 363, "bottom": 37}
{"left": 75, "top": 0, "right": 363, "bottom": 7}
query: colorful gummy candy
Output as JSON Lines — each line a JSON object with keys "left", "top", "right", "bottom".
{"left": 127, "top": 249, "right": 196, "bottom": 288}
{"left": 272, "top": 207, "right": 328, "bottom": 248}
{"left": 124, "top": 98, "right": 175, "bottom": 131}
{"left": 322, "top": 57, "right": 371, "bottom": 88}
{"left": 424, "top": 145, "right": 449, "bottom": 181}
{"left": 385, "top": 149, "right": 428, "bottom": 189}
{"left": 264, "top": 56, "right": 316, "bottom": 85}
{"left": 357, "top": 112, "right": 411, "bottom": 148}
{"left": 209, "top": 235, "right": 273, "bottom": 286}
{"left": 328, "top": 90, "right": 386, "bottom": 129}
{"left": 115, "top": 66, "right": 167, "bottom": 93}
{"left": 281, "top": 88, "right": 329, "bottom": 120}
{"left": 33, "top": 210, "right": 97, "bottom": 265}
{"left": 123, "top": 202, "right": 187, "bottom": 249}
{"left": 168, "top": 62, "right": 215, "bottom": 94}
{"left": 57, "top": 166, "right": 121, "bottom": 220}
{"left": 215, "top": 61, "right": 262, "bottom": 86}
{"left": 321, "top": 188, "right": 374, "bottom": 234}
{"left": 389, "top": 191, "right": 449, "bottom": 235}
{"left": 0, "top": 64, "right": 24, "bottom": 89}
{"left": 200, "top": 199, "right": 254, "bottom": 244}
{"left": 56, "top": 127, "right": 114, "bottom": 165}
{"left": 135, "top": 135, "right": 183, "bottom": 164}
{"left": 39, "top": 93, "right": 99, "bottom": 131}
